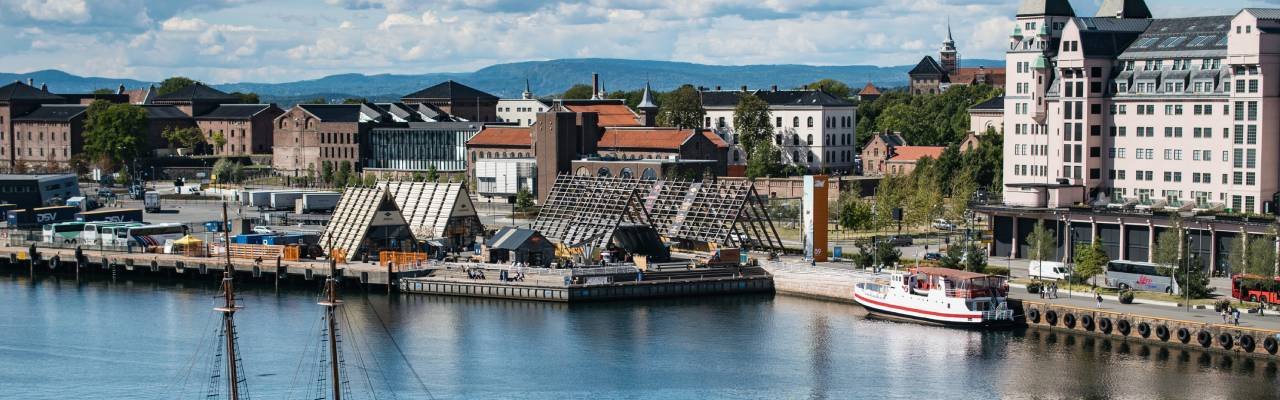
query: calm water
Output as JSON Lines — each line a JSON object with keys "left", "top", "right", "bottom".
{"left": 0, "top": 274, "right": 1277, "bottom": 400}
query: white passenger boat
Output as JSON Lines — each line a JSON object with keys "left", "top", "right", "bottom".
{"left": 852, "top": 267, "right": 1015, "bottom": 328}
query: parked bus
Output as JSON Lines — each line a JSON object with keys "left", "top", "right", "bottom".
{"left": 42, "top": 221, "right": 86, "bottom": 244}
{"left": 81, "top": 222, "right": 144, "bottom": 246}
{"left": 1231, "top": 274, "right": 1280, "bottom": 304}
{"left": 1105, "top": 260, "right": 1179, "bottom": 294}
{"left": 116, "top": 223, "right": 188, "bottom": 247}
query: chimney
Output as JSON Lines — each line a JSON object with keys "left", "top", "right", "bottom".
{"left": 591, "top": 73, "right": 599, "bottom": 99}
{"left": 771, "top": 85, "right": 778, "bottom": 92}
{"left": 117, "top": 84, "right": 126, "bottom": 94}
{"left": 740, "top": 85, "right": 748, "bottom": 92}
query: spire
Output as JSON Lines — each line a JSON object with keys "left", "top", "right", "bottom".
{"left": 522, "top": 79, "right": 533, "bottom": 99}
{"left": 638, "top": 81, "right": 657, "bottom": 109}
{"left": 941, "top": 19, "right": 956, "bottom": 52}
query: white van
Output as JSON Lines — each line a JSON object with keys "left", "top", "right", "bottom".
{"left": 1029, "top": 260, "right": 1071, "bottom": 281}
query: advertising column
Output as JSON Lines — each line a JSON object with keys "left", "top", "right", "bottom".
{"left": 803, "top": 175, "right": 829, "bottom": 262}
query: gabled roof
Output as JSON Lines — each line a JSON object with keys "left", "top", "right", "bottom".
{"left": 0, "top": 81, "right": 64, "bottom": 102}
{"left": 401, "top": 80, "right": 498, "bottom": 101}
{"left": 908, "top": 56, "right": 946, "bottom": 76}
{"left": 700, "top": 89, "right": 852, "bottom": 108}
{"left": 1244, "top": 8, "right": 1280, "bottom": 20}
{"left": 1016, "top": 0, "right": 1075, "bottom": 17}
{"left": 1096, "top": 0, "right": 1152, "bottom": 19}
{"left": 151, "top": 83, "right": 239, "bottom": 103}
{"left": 13, "top": 105, "right": 87, "bottom": 122}
{"left": 968, "top": 96, "right": 1004, "bottom": 111}
{"left": 598, "top": 128, "right": 726, "bottom": 150}
{"left": 485, "top": 227, "right": 550, "bottom": 251}
{"left": 563, "top": 102, "right": 640, "bottom": 127}
{"left": 949, "top": 67, "right": 1006, "bottom": 85}
{"left": 296, "top": 103, "right": 386, "bottom": 123}
{"left": 888, "top": 146, "right": 945, "bottom": 162}
{"left": 374, "top": 102, "right": 424, "bottom": 122}
{"left": 467, "top": 126, "right": 532, "bottom": 147}
{"left": 195, "top": 104, "right": 278, "bottom": 120}
{"left": 378, "top": 181, "right": 480, "bottom": 241}
{"left": 320, "top": 187, "right": 410, "bottom": 257}
{"left": 857, "top": 82, "right": 881, "bottom": 96}
{"left": 877, "top": 133, "right": 907, "bottom": 147}
{"left": 141, "top": 105, "right": 192, "bottom": 120}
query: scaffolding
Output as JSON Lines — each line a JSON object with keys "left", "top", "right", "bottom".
{"left": 532, "top": 174, "right": 782, "bottom": 251}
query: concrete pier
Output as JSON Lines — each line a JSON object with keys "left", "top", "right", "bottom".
{"left": 400, "top": 265, "right": 774, "bottom": 302}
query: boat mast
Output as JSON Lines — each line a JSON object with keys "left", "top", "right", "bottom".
{"left": 215, "top": 201, "right": 241, "bottom": 400}
{"left": 320, "top": 237, "right": 343, "bottom": 400}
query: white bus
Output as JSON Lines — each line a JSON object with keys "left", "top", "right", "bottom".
{"left": 1105, "top": 260, "right": 1179, "bottom": 294}
{"left": 42, "top": 222, "right": 86, "bottom": 244}
{"left": 114, "top": 223, "right": 188, "bottom": 248}
{"left": 81, "top": 222, "right": 144, "bottom": 246}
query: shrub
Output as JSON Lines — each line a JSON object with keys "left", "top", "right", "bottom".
{"left": 1026, "top": 282, "right": 1042, "bottom": 294}
{"left": 1119, "top": 290, "right": 1135, "bottom": 304}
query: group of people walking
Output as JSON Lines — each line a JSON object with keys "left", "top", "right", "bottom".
{"left": 1038, "top": 282, "right": 1061, "bottom": 299}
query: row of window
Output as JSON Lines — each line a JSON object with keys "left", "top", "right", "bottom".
{"left": 322, "top": 147, "right": 355, "bottom": 159}
{"left": 1011, "top": 164, "right": 1048, "bottom": 177}
{"left": 319, "top": 132, "right": 356, "bottom": 144}
{"left": 709, "top": 115, "right": 853, "bottom": 130}
{"left": 1110, "top": 170, "right": 1257, "bottom": 186}
{"left": 11, "top": 131, "right": 69, "bottom": 142}
{"left": 499, "top": 106, "right": 543, "bottom": 113}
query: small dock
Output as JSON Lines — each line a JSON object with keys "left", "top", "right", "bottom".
{"left": 399, "top": 264, "right": 774, "bottom": 302}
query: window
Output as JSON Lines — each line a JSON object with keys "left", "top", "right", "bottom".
{"left": 806, "top": 134, "right": 813, "bottom": 145}
{"left": 806, "top": 117, "right": 814, "bottom": 128}
{"left": 793, "top": 117, "right": 799, "bottom": 127}
{"left": 775, "top": 117, "right": 782, "bottom": 127}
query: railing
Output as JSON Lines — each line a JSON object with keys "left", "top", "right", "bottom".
{"left": 983, "top": 309, "right": 1015, "bottom": 321}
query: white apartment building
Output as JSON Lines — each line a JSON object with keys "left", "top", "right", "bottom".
{"left": 700, "top": 87, "right": 856, "bottom": 174}
{"left": 496, "top": 83, "right": 549, "bottom": 127}
{"left": 1004, "top": 0, "right": 1280, "bottom": 214}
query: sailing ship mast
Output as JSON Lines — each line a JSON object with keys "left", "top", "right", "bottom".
{"left": 214, "top": 201, "right": 243, "bottom": 400}
{"left": 319, "top": 238, "right": 344, "bottom": 400}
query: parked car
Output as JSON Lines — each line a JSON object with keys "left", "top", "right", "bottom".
{"left": 252, "top": 226, "right": 275, "bottom": 235}
{"left": 932, "top": 218, "right": 956, "bottom": 231}
{"left": 884, "top": 235, "right": 914, "bottom": 247}
{"left": 923, "top": 252, "right": 943, "bottom": 261}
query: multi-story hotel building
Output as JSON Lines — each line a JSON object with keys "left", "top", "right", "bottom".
{"left": 700, "top": 87, "right": 856, "bottom": 175}
{"left": 984, "top": 0, "right": 1280, "bottom": 274}
{"left": 1004, "top": 0, "right": 1280, "bottom": 214}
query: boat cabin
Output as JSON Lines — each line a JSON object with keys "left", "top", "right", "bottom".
{"left": 904, "top": 267, "right": 1008, "bottom": 299}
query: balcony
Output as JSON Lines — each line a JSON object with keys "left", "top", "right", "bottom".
{"left": 1011, "top": 26, "right": 1023, "bottom": 39}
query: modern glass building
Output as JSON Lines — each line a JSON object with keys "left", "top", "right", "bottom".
{"left": 363, "top": 122, "right": 480, "bottom": 172}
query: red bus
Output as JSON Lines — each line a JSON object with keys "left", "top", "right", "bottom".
{"left": 1231, "top": 274, "right": 1280, "bottom": 304}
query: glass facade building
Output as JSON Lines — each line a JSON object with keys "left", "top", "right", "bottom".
{"left": 364, "top": 122, "right": 478, "bottom": 172}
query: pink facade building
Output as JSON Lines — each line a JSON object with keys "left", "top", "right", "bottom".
{"left": 1004, "top": 0, "right": 1280, "bottom": 214}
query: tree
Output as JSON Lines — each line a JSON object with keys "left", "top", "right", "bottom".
{"left": 940, "top": 245, "right": 964, "bottom": 269}
{"left": 1025, "top": 221, "right": 1056, "bottom": 269}
{"left": 875, "top": 240, "right": 902, "bottom": 268}
{"left": 411, "top": 171, "right": 425, "bottom": 182}
{"left": 963, "top": 242, "right": 988, "bottom": 273}
{"left": 515, "top": 188, "right": 534, "bottom": 211}
{"left": 805, "top": 79, "right": 852, "bottom": 98}
{"left": 744, "top": 145, "right": 783, "bottom": 178}
{"left": 732, "top": 92, "right": 772, "bottom": 154}
{"left": 342, "top": 97, "right": 368, "bottom": 104}
{"left": 210, "top": 131, "right": 227, "bottom": 153}
{"left": 362, "top": 173, "right": 377, "bottom": 187}
{"left": 301, "top": 97, "right": 328, "bottom": 104}
{"left": 161, "top": 126, "right": 204, "bottom": 150}
{"left": 83, "top": 100, "right": 147, "bottom": 170}
{"left": 944, "top": 163, "right": 977, "bottom": 225}
{"left": 212, "top": 158, "right": 245, "bottom": 183}
{"left": 561, "top": 84, "right": 595, "bottom": 99}
{"left": 157, "top": 76, "right": 196, "bottom": 96}
{"left": 872, "top": 173, "right": 909, "bottom": 231}
{"left": 905, "top": 157, "right": 943, "bottom": 229}
{"left": 425, "top": 165, "right": 439, "bottom": 182}
{"left": 657, "top": 84, "right": 705, "bottom": 129}
{"left": 335, "top": 161, "right": 351, "bottom": 186}
{"left": 1152, "top": 227, "right": 1184, "bottom": 268}
{"left": 1175, "top": 254, "right": 1215, "bottom": 298}
{"left": 1228, "top": 234, "right": 1277, "bottom": 276}
{"left": 231, "top": 92, "right": 260, "bottom": 104}
{"left": 320, "top": 161, "right": 334, "bottom": 185}
{"left": 1073, "top": 240, "right": 1110, "bottom": 287}
{"left": 836, "top": 192, "right": 874, "bottom": 231}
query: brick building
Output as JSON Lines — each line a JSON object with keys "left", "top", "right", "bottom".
{"left": 401, "top": 81, "right": 498, "bottom": 122}
{"left": 150, "top": 83, "right": 240, "bottom": 118}
{"left": 909, "top": 24, "right": 1007, "bottom": 94}
{"left": 860, "top": 132, "right": 906, "bottom": 175}
{"left": 10, "top": 105, "right": 86, "bottom": 171}
{"left": 0, "top": 81, "right": 67, "bottom": 169}
{"left": 272, "top": 103, "right": 392, "bottom": 176}
{"left": 195, "top": 104, "right": 285, "bottom": 155}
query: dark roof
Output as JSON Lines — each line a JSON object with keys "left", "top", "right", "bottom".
{"left": 297, "top": 104, "right": 386, "bottom": 123}
{"left": 699, "top": 89, "right": 852, "bottom": 108}
{"left": 1245, "top": 8, "right": 1280, "bottom": 20}
{"left": 908, "top": 56, "right": 946, "bottom": 76}
{"left": 374, "top": 103, "right": 423, "bottom": 122}
{"left": 878, "top": 133, "right": 906, "bottom": 147}
{"left": 141, "top": 105, "right": 192, "bottom": 119}
{"left": 195, "top": 104, "right": 276, "bottom": 120}
{"left": 1017, "top": 0, "right": 1075, "bottom": 17}
{"left": 13, "top": 105, "right": 87, "bottom": 122}
{"left": 401, "top": 80, "right": 498, "bottom": 101}
{"left": 1095, "top": 0, "right": 1152, "bottom": 18}
{"left": 485, "top": 227, "right": 550, "bottom": 250}
{"left": 152, "top": 83, "right": 239, "bottom": 103}
{"left": 968, "top": 96, "right": 1004, "bottom": 111}
{"left": 0, "top": 81, "right": 65, "bottom": 102}
{"left": 1118, "top": 16, "right": 1233, "bottom": 57}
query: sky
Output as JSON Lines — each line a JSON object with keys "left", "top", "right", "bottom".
{"left": 0, "top": 0, "right": 1274, "bottom": 83}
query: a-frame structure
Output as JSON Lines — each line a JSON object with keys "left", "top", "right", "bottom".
{"left": 532, "top": 173, "right": 653, "bottom": 249}
{"left": 319, "top": 187, "right": 416, "bottom": 260}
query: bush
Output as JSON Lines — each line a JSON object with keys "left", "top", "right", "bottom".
{"left": 1119, "top": 290, "right": 1135, "bottom": 304}
{"left": 1214, "top": 299, "right": 1233, "bottom": 313}
{"left": 984, "top": 266, "right": 1010, "bottom": 277}
{"left": 1026, "top": 282, "right": 1042, "bottom": 294}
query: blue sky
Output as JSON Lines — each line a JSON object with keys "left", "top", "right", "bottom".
{"left": 0, "top": 0, "right": 1273, "bottom": 83}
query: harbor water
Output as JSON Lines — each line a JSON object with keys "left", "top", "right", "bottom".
{"left": 0, "top": 274, "right": 1277, "bottom": 399}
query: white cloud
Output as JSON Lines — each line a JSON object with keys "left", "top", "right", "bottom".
{"left": 161, "top": 16, "right": 208, "bottom": 31}
{"left": 19, "top": 0, "right": 89, "bottom": 23}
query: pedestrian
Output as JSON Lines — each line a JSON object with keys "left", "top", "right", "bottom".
{"left": 1222, "top": 308, "right": 1229, "bottom": 323}
{"left": 1040, "top": 284, "right": 1045, "bottom": 299}
{"left": 1233, "top": 308, "right": 1241, "bottom": 325}
{"left": 1095, "top": 291, "right": 1103, "bottom": 308}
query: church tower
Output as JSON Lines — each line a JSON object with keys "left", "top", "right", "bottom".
{"left": 940, "top": 21, "right": 958, "bottom": 75}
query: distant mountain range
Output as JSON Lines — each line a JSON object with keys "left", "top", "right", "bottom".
{"left": 1, "top": 58, "right": 1004, "bottom": 104}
